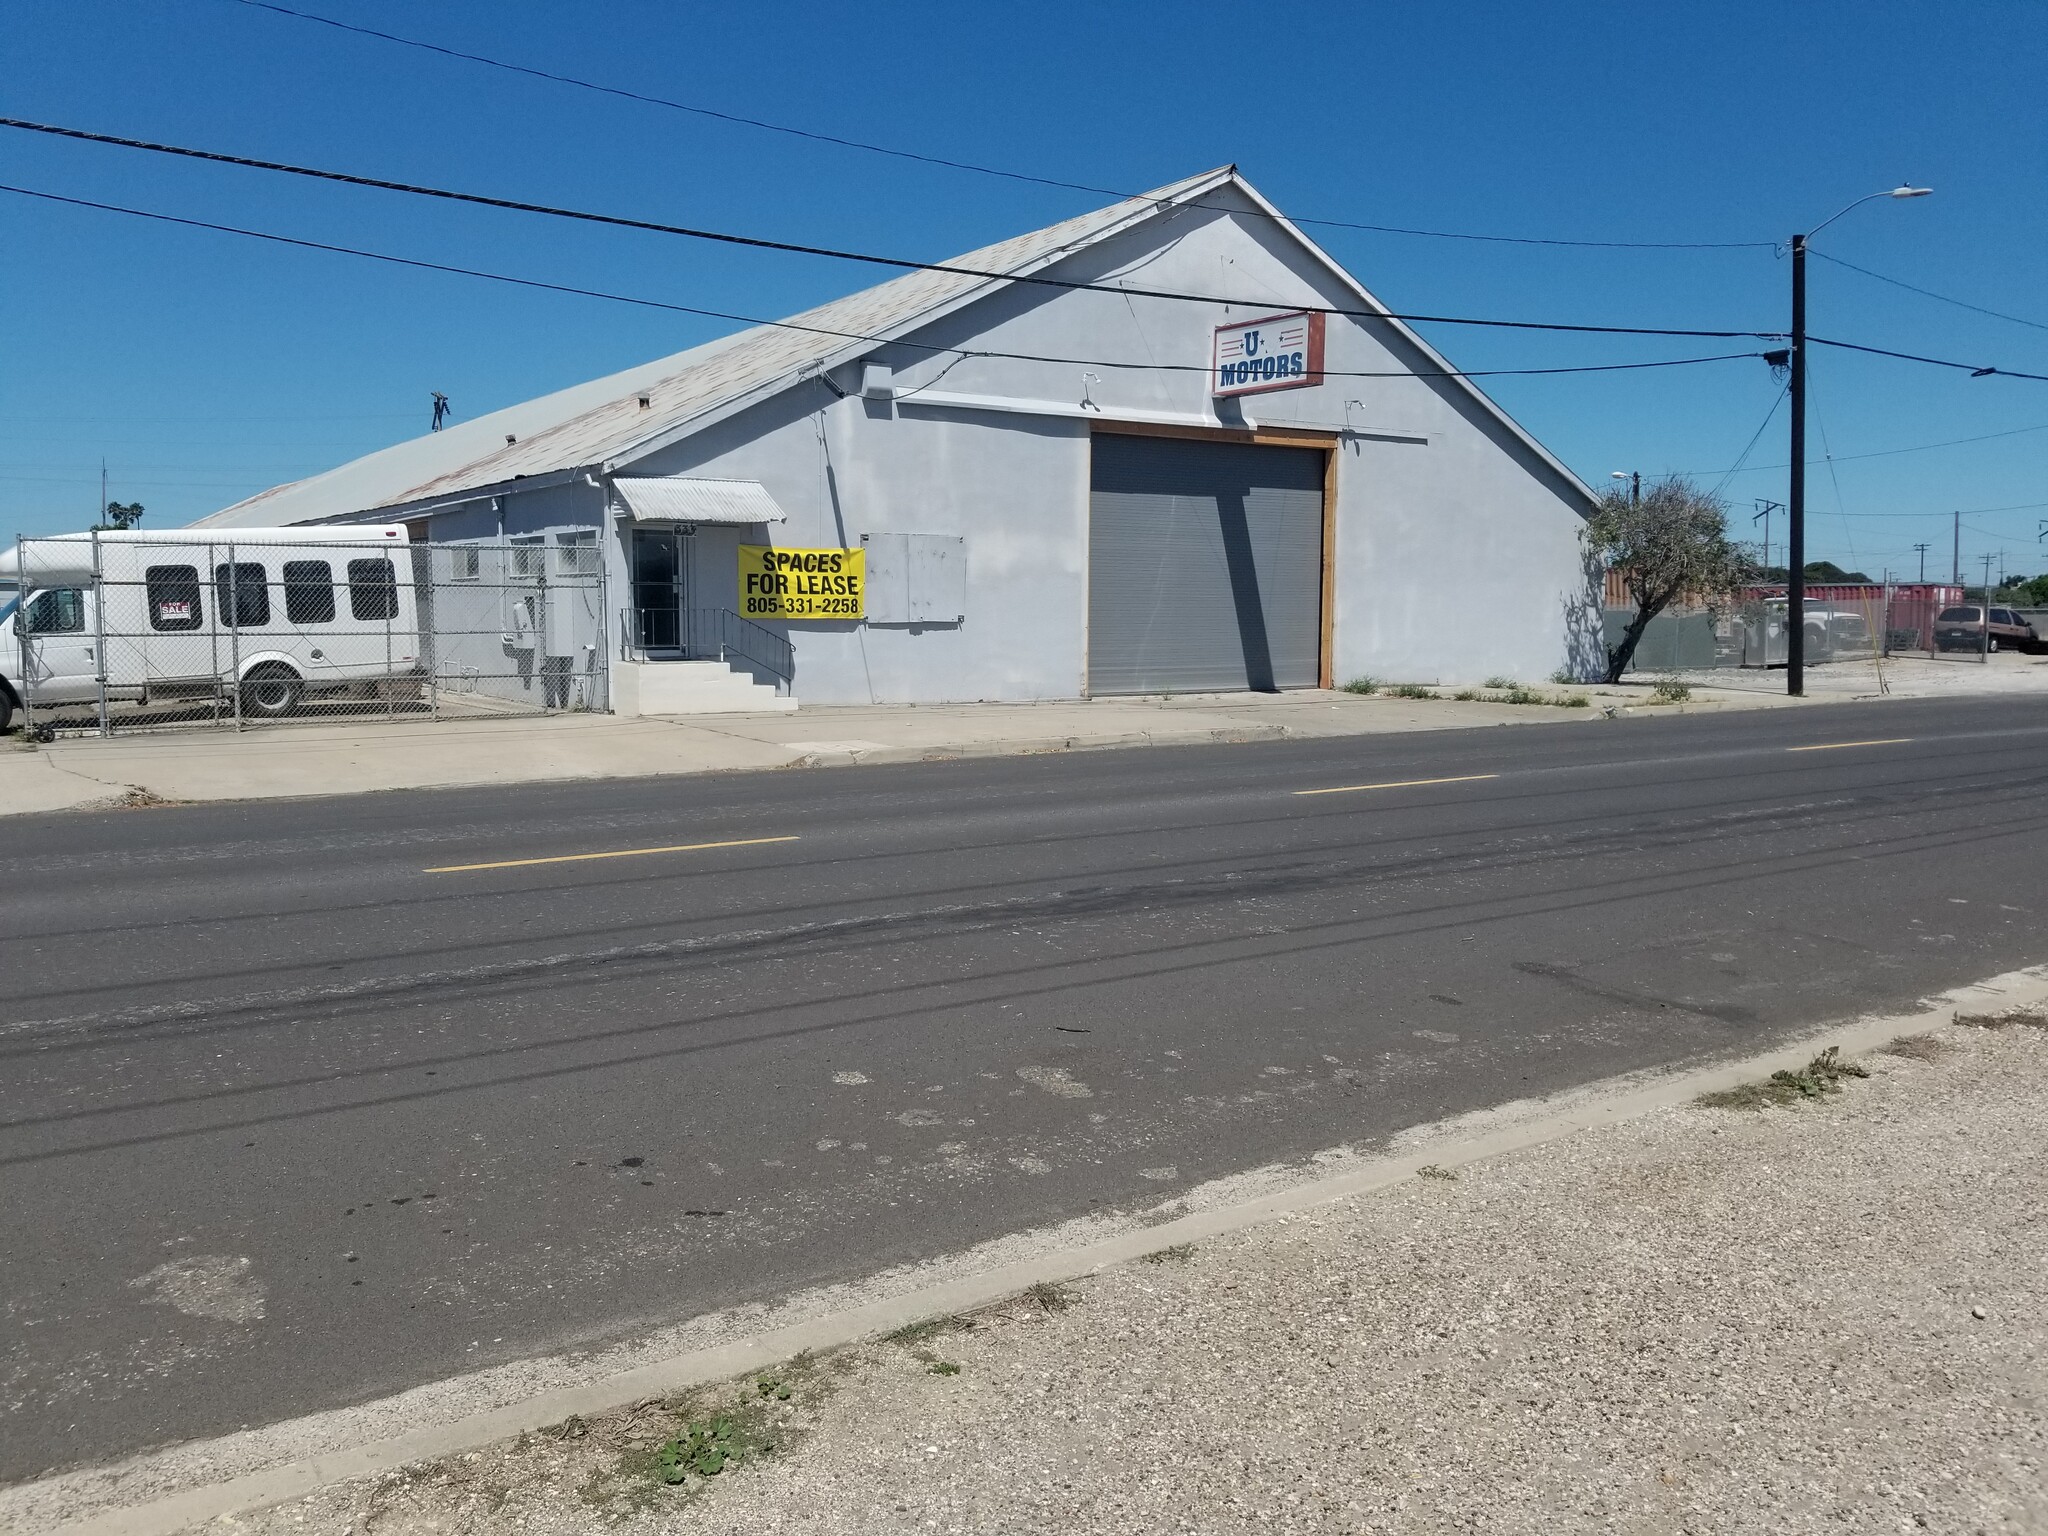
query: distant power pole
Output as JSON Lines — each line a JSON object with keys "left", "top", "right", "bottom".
{"left": 1953, "top": 510, "right": 1962, "bottom": 587}
{"left": 1912, "top": 542, "right": 1930, "bottom": 583}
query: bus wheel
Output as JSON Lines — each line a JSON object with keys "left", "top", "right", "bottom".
{"left": 240, "top": 665, "right": 304, "bottom": 718}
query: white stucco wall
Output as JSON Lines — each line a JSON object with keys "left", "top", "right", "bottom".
{"left": 475, "top": 185, "right": 1599, "bottom": 704}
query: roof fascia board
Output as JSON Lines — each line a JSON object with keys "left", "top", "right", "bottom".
{"left": 600, "top": 171, "right": 1240, "bottom": 474}
{"left": 341, "top": 466, "right": 588, "bottom": 523}
{"left": 1218, "top": 179, "right": 1599, "bottom": 509}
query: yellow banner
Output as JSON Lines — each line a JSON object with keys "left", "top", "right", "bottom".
{"left": 738, "top": 545, "right": 864, "bottom": 620}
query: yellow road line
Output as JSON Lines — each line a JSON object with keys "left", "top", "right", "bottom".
{"left": 425, "top": 835, "right": 800, "bottom": 874}
{"left": 1785, "top": 738, "right": 1914, "bottom": 753}
{"left": 1294, "top": 773, "right": 1500, "bottom": 797}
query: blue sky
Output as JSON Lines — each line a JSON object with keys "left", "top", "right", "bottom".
{"left": 4, "top": 0, "right": 2045, "bottom": 580}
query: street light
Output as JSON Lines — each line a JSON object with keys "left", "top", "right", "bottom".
{"left": 1787, "top": 185, "right": 1932, "bottom": 696}
{"left": 1610, "top": 470, "right": 1640, "bottom": 505}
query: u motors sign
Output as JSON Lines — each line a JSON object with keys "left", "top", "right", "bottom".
{"left": 1212, "top": 310, "right": 1325, "bottom": 397}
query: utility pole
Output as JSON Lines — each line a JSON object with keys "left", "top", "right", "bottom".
{"left": 100, "top": 458, "right": 107, "bottom": 526}
{"left": 1953, "top": 510, "right": 1961, "bottom": 587}
{"left": 1789, "top": 233, "right": 1808, "bottom": 695}
{"left": 1783, "top": 185, "right": 1932, "bottom": 695}
{"left": 1753, "top": 500, "right": 1783, "bottom": 577}
{"left": 1912, "top": 542, "right": 1930, "bottom": 583}
{"left": 1981, "top": 553, "right": 1996, "bottom": 662}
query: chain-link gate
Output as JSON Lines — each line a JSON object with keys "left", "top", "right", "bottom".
{"left": 4, "top": 533, "right": 607, "bottom": 736}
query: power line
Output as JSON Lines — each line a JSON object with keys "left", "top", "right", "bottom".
{"left": 1807, "top": 334, "right": 2048, "bottom": 384}
{"left": 1689, "top": 417, "right": 2048, "bottom": 476}
{"left": 1825, "top": 501, "right": 2048, "bottom": 520}
{"left": 221, "top": 0, "right": 1776, "bottom": 254}
{"left": 1706, "top": 383, "right": 1788, "bottom": 499}
{"left": 1809, "top": 249, "right": 2048, "bottom": 335}
{"left": 0, "top": 117, "right": 1781, "bottom": 342}
{"left": 0, "top": 182, "right": 1767, "bottom": 383}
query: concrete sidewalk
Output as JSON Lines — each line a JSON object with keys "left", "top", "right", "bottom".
{"left": 0, "top": 682, "right": 1777, "bottom": 816}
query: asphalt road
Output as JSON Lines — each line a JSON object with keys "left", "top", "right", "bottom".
{"left": 6, "top": 696, "right": 2048, "bottom": 1482}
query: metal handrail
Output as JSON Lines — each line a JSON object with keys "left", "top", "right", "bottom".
{"left": 618, "top": 606, "right": 793, "bottom": 686}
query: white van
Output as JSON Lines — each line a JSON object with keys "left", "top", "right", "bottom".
{"left": 0, "top": 526, "right": 422, "bottom": 732}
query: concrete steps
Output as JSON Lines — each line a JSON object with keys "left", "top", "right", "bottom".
{"left": 612, "top": 659, "right": 797, "bottom": 716}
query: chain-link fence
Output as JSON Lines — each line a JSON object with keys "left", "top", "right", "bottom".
{"left": 3, "top": 533, "right": 607, "bottom": 735}
{"left": 1602, "top": 583, "right": 1976, "bottom": 678}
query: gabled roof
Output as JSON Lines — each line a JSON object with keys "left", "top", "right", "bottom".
{"left": 193, "top": 166, "right": 1594, "bottom": 529}
{"left": 193, "top": 167, "right": 1237, "bottom": 528}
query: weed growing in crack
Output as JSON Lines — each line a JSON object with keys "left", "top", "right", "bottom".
{"left": 1141, "top": 1243, "right": 1197, "bottom": 1265}
{"left": 1696, "top": 1045, "right": 1870, "bottom": 1110}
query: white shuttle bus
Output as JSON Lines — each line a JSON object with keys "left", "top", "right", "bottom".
{"left": 0, "top": 526, "right": 422, "bottom": 732}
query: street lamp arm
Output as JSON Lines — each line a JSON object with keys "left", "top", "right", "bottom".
{"left": 1805, "top": 185, "right": 1934, "bottom": 241}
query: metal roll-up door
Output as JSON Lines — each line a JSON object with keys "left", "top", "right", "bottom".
{"left": 1087, "top": 434, "right": 1324, "bottom": 695}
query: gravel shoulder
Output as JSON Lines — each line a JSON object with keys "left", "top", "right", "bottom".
{"left": 198, "top": 1014, "right": 2048, "bottom": 1536}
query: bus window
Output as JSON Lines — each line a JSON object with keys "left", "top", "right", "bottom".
{"left": 346, "top": 558, "right": 399, "bottom": 621}
{"left": 146, "top": 565, "right": 204, "bottom": 631}
{"left": 214, "top": 563, "right": 271, "bottom": 628}
{"left": 22, "top": 588, "right": 86, "bottom": 633}
{"left": 283, "top": 560, "right": 336, "bottom": 624}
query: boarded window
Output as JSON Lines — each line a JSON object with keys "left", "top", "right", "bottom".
{"left": 22, "top": 587, "right": 85, "bottom": 634}
{"left": 146, "top": 565, "right": 203, "bottom": 631}
{"left": 346, "top": 558, "right": 399, "bottom": 621}
{"left": 282, "top": 560, "right": 336, "bottom": 624}
{"left": 213, "top": 562, "right": 271, "bottom": 628}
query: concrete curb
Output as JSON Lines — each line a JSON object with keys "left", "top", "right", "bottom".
{"left": 27, "top": 964, "right": 2048, "bottom": 1536}
{"left": 791, "top": 724, "right": 1298, "bottom": 768}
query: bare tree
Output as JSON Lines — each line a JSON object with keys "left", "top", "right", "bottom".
{"left": 1587, "top": 476, "right": 1754, "bottom": 685}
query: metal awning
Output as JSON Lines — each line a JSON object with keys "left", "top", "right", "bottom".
{"left": 612, "top": 476, "right": 788, "bottom": 525}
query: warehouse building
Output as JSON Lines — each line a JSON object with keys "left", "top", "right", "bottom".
{"left": 194, "top": 167, "right": 1602, "bottom": 712}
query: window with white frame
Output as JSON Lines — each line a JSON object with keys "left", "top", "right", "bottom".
{"left": 448, "top": 546, "right": 482, "bottom": 582}
{"left": 509, "top": 535, "right": 545, "bottom": 581}
{"left": 555, "top": 530, "right": 599, "bottom": 577}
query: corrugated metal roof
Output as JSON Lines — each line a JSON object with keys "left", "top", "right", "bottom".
{"left": 612, "top": 476, "right": 787, "bottom": 524}
{"left": 192, "top": 168, "right": 1236, "bottom": 529}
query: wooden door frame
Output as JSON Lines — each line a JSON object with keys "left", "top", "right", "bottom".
{"left": 1088, "top": 420, "right": 1340, "bottom": 691}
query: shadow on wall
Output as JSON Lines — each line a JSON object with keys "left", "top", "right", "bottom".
{"left": 1558, "top": 553, "right": 1607, "bottom": 682}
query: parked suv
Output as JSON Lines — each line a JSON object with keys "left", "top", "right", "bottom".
{"left": 1933, "top": 605, "right": 2043, "bottom": 653}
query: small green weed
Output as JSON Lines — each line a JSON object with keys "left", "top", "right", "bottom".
{"left": 1416, "top": 1163, "right": 1458, "bottom": 1181}
{"left": 927, "top": 1360, "right": 962, "bottom": 1376}
{"left": 1559, "top": 693, "right": 1590, "bottom": 708}
{"left": 1388, "top": 683, "right": 1436, "bottom": 699}
{"left": 1549, "top": 667, "right": 1576, "bottom": 685}
{"left": 1651, "top": 678, "right": 1693, "bottom": 704}
{"left": 1696, "top": 1045, "right": 1869, "bottom": 1110}
{"left": 655, "top": 1417, "right": 745, "bottom": 1485}
{"left": 1341, "top": 676, "right": 1381, "bottom": 695}
{"left": 1454, "top": 688, "right": 1481, "bottom": 701}
{"left": 754, "top": 1376, "right": 792, "bottom": 1401}
{"left": 1141, "top": 1243, "right": 1197, "bottom": 1265}
{"left": 1483, "top": 675, "right": 1516, "bottom": 690}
